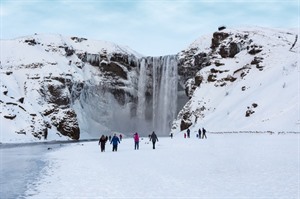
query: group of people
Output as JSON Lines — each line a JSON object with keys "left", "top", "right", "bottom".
{"left": 99, "top": 128, "right": 207, "bottom": 152}
{"left": 98, "top": 131, "right": 159, "bottom": 152}
{"left": 98, "top": 134, "right": 121, "bottom": 152}
{"left": 184, "top": 127, "right": 207, "bottom": 139}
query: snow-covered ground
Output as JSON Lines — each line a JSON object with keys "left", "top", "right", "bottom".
{"left": 2, "top": 133, "right": 297, "bottom": 199}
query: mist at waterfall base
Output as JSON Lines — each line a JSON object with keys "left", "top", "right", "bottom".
{"left": 75, "top": 55, "right": 186, "bottom": 138}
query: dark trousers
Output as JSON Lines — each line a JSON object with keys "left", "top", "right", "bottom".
{"left": 112, "top": 144, "right": 118, "bottom": 152}
{"left": 100, "top": 144, "right": 105, "bottom": 152}
{"left": 135, "top": 142, "right": 139, "bottom": 150}
{"left": 202, "top": 133, "right": 207, "bottom": 139}
{"left": 152, "top": 141, "right": 156, "bottom": 149}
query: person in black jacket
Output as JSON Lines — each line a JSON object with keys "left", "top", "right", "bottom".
{"left": 98, "top": 135, "right": 107, "bottom": 152}
{"left": 187, "top": 128, "right": 190, "bottom": 138}
{"left": 202, "top": 127, "right": 207, "bottom": 139}
{"left": 149, "top": 131, "right": 159, "bottom": 149}
{"left": 198, "top": 128, "right": 202, "bottom": 139}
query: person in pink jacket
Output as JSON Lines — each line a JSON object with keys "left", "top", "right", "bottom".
{"left": 134, "top": 132, "right": 140, "bottom": 150}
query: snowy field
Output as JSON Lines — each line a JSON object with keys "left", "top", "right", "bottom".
{"left": 2, "top": 133, "right": 299, "bottom": 199}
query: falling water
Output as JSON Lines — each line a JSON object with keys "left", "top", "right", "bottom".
{"left": 137, "top": 55, "right": 178, "bottom": 136}
{"left": 74, "top": 55, "right": 180, "bottom": 137}
{"left": 137, "top": 58, "right": 147, "bottom": 120}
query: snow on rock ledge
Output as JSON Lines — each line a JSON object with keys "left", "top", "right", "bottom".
{"left": 172, "top": 27, "right": 299, "bottom": 133}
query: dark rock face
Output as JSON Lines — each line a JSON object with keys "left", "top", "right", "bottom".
{"left": 180, "top": 111, "right": 191, "bottom": 130}
{"left": 18, "top": 97, "right": 24, "bottom": 103}
{"left": 194, "top": 75, "right": 203, "bottom": 87}
{"left": 70, "top": 36, "right": 87, "bottom": 43}
{"left": 211, "top": 32, "right": 230, "bottom": 49}
{"left": 39, "top": 81, "right": 65, "bottom": 106}
{"left": 229, "top": 42, "right": 241, "bottom": 57}
{"left": 24, "top": 39, "right": 38, "bottom": 46}
{"left": 4, "top": 115, "right": 16, "bottom": 120}
{"left": 194, "top": 52, "right": 209, "bottom": 68}
{"left": 180, "top": 119, "right": 192, "bottom": 131}
{"left": 51, "top": 109, "right": 80, "bottom": 140}
{"left": 101, "top": 62, "right": 127, "bottom": 80}
{"left": 64, "top": 46, "right": 75, "bottom": 56}
{"left": 178, "top": 49, "right": 206, "bottom": 89}
{"left": 219, "top": 42, "right": 241, "bottom": 58}
{"left": 248, "top": 45, "right": 263, "bottom": 55}
{"left": 47, "top": 84, "right": 70, "bottom": 106}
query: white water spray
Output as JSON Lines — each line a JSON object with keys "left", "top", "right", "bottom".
{"left": 137, "top": 55, "right": 178, "bottom": 135}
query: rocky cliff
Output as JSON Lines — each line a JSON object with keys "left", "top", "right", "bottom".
{"left": 0, "top": 35, "right": 143, "bottom": 142}
{"left": 172, "top": 27, "right": 299, "bottom": 133}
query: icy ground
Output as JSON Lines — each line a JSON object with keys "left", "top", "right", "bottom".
{"left": 2, "top": 133, "right": 299, "bottom": 199}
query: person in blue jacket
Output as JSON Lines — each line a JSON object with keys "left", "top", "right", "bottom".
{"left": 110, "top": 133, "right": 121, "bottom": 152}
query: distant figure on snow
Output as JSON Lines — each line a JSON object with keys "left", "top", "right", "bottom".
{"left": 98, "top": 135, "right": 107, "bottom": 152}
{"left": 150, "top": 131, "right": 159, "bottom": 149}
{"left": 187, "top": 128, "right": 190, "bottom": 138}
{"left": 170, "top": 133, "right": 173, "bottom": 139}
{"left": 110, "top": 134, "right": 121, "bottom": 152}
{"left": 108, "top": 135, "right": 112, "bottom": 142}
{"left": 119, "top": 134, "right": 123, "bottom": 141}
{"left": 195, "top": 115, "right": 198, "bottom": 123}
{"left": 202, "top": 127, "right": 207, "bottom": 139}
{"left": 198, "top": 128, "right": 202, "bottom": 139}
{"left": 134, "top": 132, "right": 140, "bottom": 150}
{"left": 44, "top": 129, "right": 48, "bottom": 140}
{"left": 184, "top": 133, "right": 187, "bottom": 139}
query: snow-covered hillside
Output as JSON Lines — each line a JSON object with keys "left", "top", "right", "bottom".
{"left": 0, "top": 34, "right": 142, "bottom": 142}
{"left": 172, "top": 27, "right": 299, "bottom": 134}
{"left": 1, "top": 26, "right": 299, "bottom": 143}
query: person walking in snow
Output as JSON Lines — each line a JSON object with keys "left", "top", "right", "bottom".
{"left": 202, "top": 127, "right": 207, "bottom": 139}
{"left": 133, "top": 132, "right": 140, "bottom": 150}
{"left": 110, "top": 134, "right": 121, "bottom": 152}
{"left": 149, "top": 131, "right": 159, "bottom": 149}
{"left": 198, "top": 128, "right": 202, "bottom": 139}
{"left": 187, "top": 128, "right": 190, "bottom": 138}
{"left": 98, "top": 135, "right": 107, "bottom": 152}
{"left": 119, "top": 134, "right": 123, "bottom": 141}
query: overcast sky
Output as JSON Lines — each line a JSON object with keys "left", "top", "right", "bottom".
{"left": 1, "top": 0, "right": 299, "bottom": 56}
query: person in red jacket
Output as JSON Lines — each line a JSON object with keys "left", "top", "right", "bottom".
{"left": 133, "top": 132, "right": 139, "bottom": 150}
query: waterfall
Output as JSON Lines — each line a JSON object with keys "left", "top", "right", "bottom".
{"left": 137, "top": 59, "right": 147, "bottom": 119}
{"left": 137, "top": 55, "right": 178, "bottom": 136}
{"left": 74, "top": 54, "right": 180, "bottom": 137}
{"left": 154, "top": 55, "right": 178, "bottom": 135}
